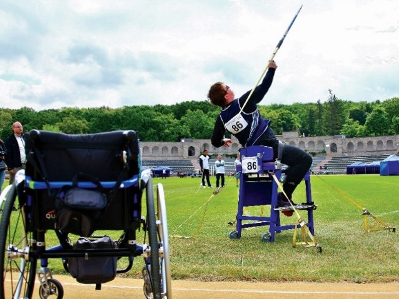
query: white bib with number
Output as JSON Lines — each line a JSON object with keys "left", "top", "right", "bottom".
{"left": 241, "top": 156, "right": 259, "bottom": 173}
{"left": 225, "top": 114, "right": 248, "bottom": 134}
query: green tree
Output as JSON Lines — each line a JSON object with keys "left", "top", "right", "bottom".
{"left": 381, "top": 97, "right": 399, "bottom": 133}
{"left": 11, "top": 107, "right": 38, "bottom": 133}
{"left": 304, "top": 105, "right": 317, "bottom": 137}
{"left": 260, "top": 109, "right": 281, "bottom": 134}
{"left": 364, "top": 107, "right": 389, "bottom": 136}
{"left": 348, "top": 108, "right": 367, "bottom": 126}
{"left": 277, "top": 109, "right": 300, "bottom": 132}
{"left": 118, "top": 106, "right": 154, "bottom": 140}
{"left": 34, "top": 109, "right": 60, "bottom": 130}
{"left": 170, "top": 101, "right": 215, "bottom": 120}
{"left": 42, "top": 124, "right": 61, "bottom": 132}
{"left": 181, "top": 109, "right": 214, "bottom": 139}
{"left": 323, "top": 90, "right": 346, "bottom": 135}
{"left": 144, "top": 113, "right": 185, "bottom": 142}
{"left": 56, "top": 116, "right": 89, "bottom": 134}
{"left": 289, "top": 103, "right": 316, "bottom": 137}
{"left": 87, "top": 107, "right": 123, "bottom": 132}
{"left": 392, "top": 116, "right": 399, "bottom": 134}
{"left": 0, "top": 109, "right": 13, "bottom": 139}
{"left": 340, "top": 119, "right": 362, "bottom": 138}
{"left": 315, "top": 100, "right": 324, "bottom": 136}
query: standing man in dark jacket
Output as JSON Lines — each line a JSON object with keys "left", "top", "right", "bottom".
{"left": 5, "top": 121, "right": 26, "bottom": 184}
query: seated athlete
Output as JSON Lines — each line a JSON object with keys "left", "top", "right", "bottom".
{"left": 207, "top": 60, "right": 312, "bottom": 207}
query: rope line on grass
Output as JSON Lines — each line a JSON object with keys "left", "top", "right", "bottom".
{"left": 315, "top": 175, "right": 396, "bottom": 233}
{"left": 170, "top": 176, "right": 234, "bottom": 239}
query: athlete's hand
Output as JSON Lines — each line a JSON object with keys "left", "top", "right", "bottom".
{"left": 222, "top": 138, "right": 232, "bottom": 147}
{"left": 268, "top": 60, "right": 277, "bottom": 69}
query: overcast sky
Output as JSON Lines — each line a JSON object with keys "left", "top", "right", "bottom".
{"left": 1, "top": 0, "right": 398, "bottom": 111}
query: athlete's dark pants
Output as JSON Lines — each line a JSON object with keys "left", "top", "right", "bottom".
{"left": 215, "top": 173, "right": 225, "bottom": 188}
{"left": 257, "top": 128, "right": 312, "bottom": 199}
{"left": 202, "top": 169, "right": 211, "bottom": 187}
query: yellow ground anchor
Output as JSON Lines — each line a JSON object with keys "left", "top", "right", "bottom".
{"left": 317, "top": 175, "right": 396, "bottom": 233}
{"left": 362, "top": 209, "right": 396, "bottom": 232}
{"left": 271, "top": 173, "right": 322, "bottom": 253}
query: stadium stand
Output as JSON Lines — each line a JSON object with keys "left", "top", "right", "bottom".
{"left": 142, "top": 159, "right": 194, "bottom": 173}
{"left": 310, "top": 156, "right": 326, "bottom": 172}
{"left": 317, "top": 154, "right": 390, "bottom": 174}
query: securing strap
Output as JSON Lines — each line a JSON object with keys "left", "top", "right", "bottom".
{"left": 27, "top": 149, "right": 52, "bottom": 196}
{"left": 270, "top": 172, "right": 321, "bottom": 252}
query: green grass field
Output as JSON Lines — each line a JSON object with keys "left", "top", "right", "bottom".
{"left": 1, "top": 174, "right": 398, "bottom": 283}
{"left": 160, "top": 174, "right": 398, "bottom": 283}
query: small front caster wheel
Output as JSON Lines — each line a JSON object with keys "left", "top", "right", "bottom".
{"left": 39, "top": 279, "right": 64, "bottom": 299}
{"left": 316, "top": 244, "right": 323, "bottom": 253}
{"left": 261, "top": 233, "right": 272, "bottom": 243}
{"left": 229, "top": 230, "right": 239, "bottom": 239}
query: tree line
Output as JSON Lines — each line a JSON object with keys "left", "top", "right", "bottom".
{"left": 1, "top": 92, "right": 399, "bottom": 142}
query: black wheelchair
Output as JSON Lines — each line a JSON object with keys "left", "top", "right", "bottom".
{"left": 0, "top": 130, "right": 171, "bottom": 299}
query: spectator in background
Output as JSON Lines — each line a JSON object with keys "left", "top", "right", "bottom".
{"left": 199, "top": 149, "right": 212, "bottom": 188}
{"left": 215, "top": 155, "right": 225, "bottom": 188}
{"left": 234, "top": 152, "right": 241, "bottom": 187}
{"left": 5, "top": 121, "right": 26, "bottom": 185}
{"left": 0, "top": 139, "right": 6, "bottom": 194}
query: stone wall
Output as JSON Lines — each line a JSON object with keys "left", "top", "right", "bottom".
{"left": 141, "top": 133, "right": 399, "bottom": 160}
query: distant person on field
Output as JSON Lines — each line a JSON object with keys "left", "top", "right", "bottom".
{"left": 5, "top": 122, "right": 26, "bottom": 185}
{"left": 0, "top": 139, "right": 7, "bottom": 194}
{"left": 234, "top": 152, "right": 241, "bottom": 187}
{"left": 199, "top": 149, "right": 212, "bottom": 188}
{"left": 214, "top": 155, "right": 225, "bottom": 188}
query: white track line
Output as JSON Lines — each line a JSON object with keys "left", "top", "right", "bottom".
{"left": 59, "top": 282, "right": 399, "bottom": 296}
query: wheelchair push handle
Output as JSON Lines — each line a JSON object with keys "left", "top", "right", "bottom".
{"left": 29, "top": 129, "right": 41, "bottom": 140}
{"left": 123, "top": 130, "right": 136, "bottom": 141}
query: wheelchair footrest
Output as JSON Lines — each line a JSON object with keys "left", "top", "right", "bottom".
{"left": 274, "top": 203, "right": 317, "bottom": 211}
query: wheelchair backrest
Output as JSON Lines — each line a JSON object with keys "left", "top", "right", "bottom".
{"left": 24, "top": 130, "right": 141, "bottom": 232}
{"left": 25, "top": 130, "right": 140, "bottom": 182}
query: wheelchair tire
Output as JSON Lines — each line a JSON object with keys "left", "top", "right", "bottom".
{"left": 0, "top": 183, "right": 37, "bottom": 299}
{"left": 144, "top": 177, "right": 162, "bottom": 299}
{"left": 156, "top": 183, "right": 172, "bottom": 298}
{"left": 38, "top": 278, "right": 64, "bottom": 299}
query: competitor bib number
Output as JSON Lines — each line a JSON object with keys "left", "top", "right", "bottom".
{"left": 225, "top": 114, "right": 248, "bottom": 134}
{"left": 241, "top": 157, "right": 259, "bottom": 173}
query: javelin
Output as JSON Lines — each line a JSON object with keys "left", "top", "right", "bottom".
{"left": 239, "top": 5, "right": 303, "bottom": 114}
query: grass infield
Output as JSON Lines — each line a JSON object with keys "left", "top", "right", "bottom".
{"left": 159, "top": 174, "right": 398, "bottom": 283}
{"left": 1, "top": 174, "right": 398, "bottom": 283}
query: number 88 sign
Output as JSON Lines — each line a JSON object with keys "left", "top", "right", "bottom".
{"left": 241, "top": 156, "right": 259, "bottom": 174}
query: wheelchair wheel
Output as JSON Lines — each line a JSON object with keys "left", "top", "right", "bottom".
{"left": 144, "top": 177, "right": 162, "bottom": 299}
{"left": 156, "top": 183, "right": 172, "bottom": 298}
{"left": 0, "top": 183, "right": 37, "bottom": 299}
{"left": 38, "top": 278, "right": 64, "bottom": 299}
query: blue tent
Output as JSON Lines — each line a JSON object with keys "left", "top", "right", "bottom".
{"left": 380, "top": 155, "right": 399, "bottom": 176}
{"left": 346, "top": 161, "right": 380, "bottom": 174}
{"left": 151, "top": 166, "right": 173, "bottom": 177}
{"left": 365, "top": 161, "right": 381, "bottom": 174}
{"left": 347, "top": 162, "right": 366, "bottom": 174}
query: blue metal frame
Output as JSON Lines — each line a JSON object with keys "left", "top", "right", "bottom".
{"left": 234, "top": 145, "right": 315, "bottom": 242}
